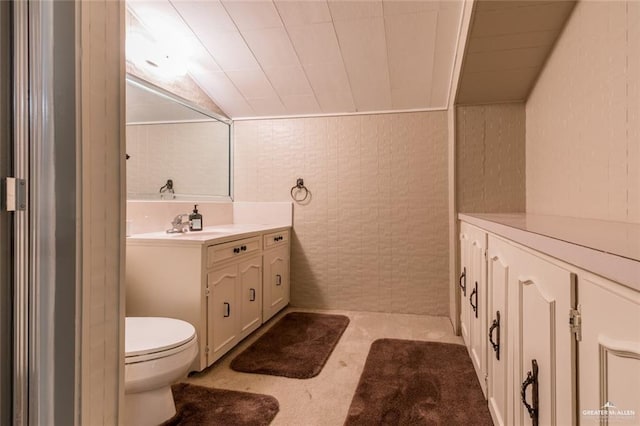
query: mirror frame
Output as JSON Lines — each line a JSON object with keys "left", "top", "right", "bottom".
{"left": 126, "top": 74, "right": 234, "bottom": 201}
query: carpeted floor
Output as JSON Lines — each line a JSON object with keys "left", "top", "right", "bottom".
{"left": 344, "top": 339, "right": 493, "bottom": 425}
{"left": 230, "top": 311, "right": 350, "bottom": 379}
{"left": 161, "top": 383, "right": 279, "bottom": 426}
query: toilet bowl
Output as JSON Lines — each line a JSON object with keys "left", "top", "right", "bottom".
{"left": 125, "top": 317, "right": 198, "bottom": 426}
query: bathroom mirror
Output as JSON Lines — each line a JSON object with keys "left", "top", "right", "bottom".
{"left": 125, "top": 75, "right": 232, "bottom": 200}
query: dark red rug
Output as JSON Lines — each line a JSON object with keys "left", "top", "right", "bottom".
{"left": 162, "top": 383, "right": 279, "bottom": 426}
{"left": 230, "top": 311, "right": 350, "bottom": 379}
{"left": 344, "top": 339, "right": 493, "bottom": 425}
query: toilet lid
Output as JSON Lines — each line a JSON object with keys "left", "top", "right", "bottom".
{"left": 125, "top": 317, "right": 196, "bottom": 358}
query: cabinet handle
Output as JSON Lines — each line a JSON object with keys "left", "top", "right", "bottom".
{"left": 521, "top": 359, "right": 539, "bottom": 426}
{"left": 469, "top": 282, "right": 478, "bottom": 318}
{"left": 275, "top": 274, "right": 282, "bottom": 286}
{"left": 233, "top": 247, "right": 240, "bottom": 254}
{"left": 250, "top": 288, "right": 256, "bottom": 302}
{"left": 459, "top": 267, "right": 466, "bottom": 296}
{"left": 488, "top": 311, "right": 500, "bottom": 360}
{"left": 241, "top": 245, "right": 247, "bottom": 251}
{"left": 223, "top": 302, "right": 230, "bottom": 317}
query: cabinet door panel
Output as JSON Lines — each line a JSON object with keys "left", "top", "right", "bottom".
{"left": 460, "top": 231, "right": 471, "bottom": 347}
{"left": 208, "top": 264, "right": 238, "bottom": 364}
{"left": 579, "top": 276, "right": 640, "bottom": 424}
{"left": 239, "top": 256, "right": 262, "bottom": 336}
{"left": 469, "top": 239, "right": 486, "bottom": 393}
{"left": 263, "top": 245, "right": 290, "bottom": 322}
{"left": 513, "top": 253, "right": 573, "bottom": 426}
{"left": 487, "top": 252, "right": 509, "bottom": 426}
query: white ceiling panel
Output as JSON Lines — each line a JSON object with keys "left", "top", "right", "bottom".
{"left": 246, "top": 97, "right": 287, "bottom": 116}
{"left": 327, "top": 0, "right": 383, "bottom": 21}
{"left": 263, "top": 66, "right": 314, "bottom": 97}
{"left": 273, "top": 0, "right": 332, "bottom": 28}
{"left": 200, "top": 30, "right": 261, "bottom": 71}
{"left": 286, "top": 23, "right": 344, "bottom": 65}
{"left": 382, "top": 0, "right": 439, "bottom": 16}
{"left": 333, "top": 17, "right": 391, "bottom": 111}
{"left": 281, "top": 95, "right": 322, "bottom": 115}
{"left": 385, "top": 10, "right": 438, "bottom": 108}
{"left": 128, "top": 0, "right": 464, "bottom": 118}
{"left": 193, "top": 72, "right": 255, "bottom": 117}
{"left": 430, "top": 1, "right": 464, "bottom": 107}
{"left": 242, "top": 27, "right": 300, "bottom": 69}
{"left": 220, "top": 0, "right": 283, "bottom": 30}
{"left": 226, "top": 68, "right": 279, "bottom": 99}
{"left": 171, "top": 0, "right": 236, "bottom": 33}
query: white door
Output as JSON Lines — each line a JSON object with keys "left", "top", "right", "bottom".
{"left": 208, "top": 264, "right": 239, "bottom": 364}
{"left": 578, "top": 275, "right": 640, "bottom": 425}
{"left": 238, "top": 256, "right": 262, "bottom": 337}
{"left": 487, "top": 237, "right": 511, "bottom": 426}
{"left": 511, "top": 248, "right": 574, "bottom": 426}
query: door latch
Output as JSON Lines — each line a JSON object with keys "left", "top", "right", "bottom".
{"left": 2, "top": 177, "right": 26, "bottom": 211}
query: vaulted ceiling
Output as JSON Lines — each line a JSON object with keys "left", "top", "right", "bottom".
{"left": 126, "top": 0, "right": 464, "bottom": 119}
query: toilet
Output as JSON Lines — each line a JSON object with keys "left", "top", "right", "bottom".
{"left": 125, "top": 317, "right": 198, "bottom": 426}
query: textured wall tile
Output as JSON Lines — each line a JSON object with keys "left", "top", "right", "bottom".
{"left": 234, "top": 111, "right": 449, "bottom": 315}
{"left": 526, "top": 0, "right": 639, "bottom": 223}
{"left": 456, "top": 103, "right": 526, "bottom": 214}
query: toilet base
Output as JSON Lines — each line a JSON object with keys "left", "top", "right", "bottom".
{"left": 125, "top": 386, "right": 176, "bottom": 426}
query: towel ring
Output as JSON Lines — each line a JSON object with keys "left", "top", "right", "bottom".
{"left": 290, "top": 178, "right": 309, "bottom": 202}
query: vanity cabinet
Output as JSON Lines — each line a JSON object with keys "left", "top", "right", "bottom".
{"left": 126, "top": 226, "right": 290, "bottom": 372}
{"left": 262, "top": 230, "right": 290, "bottom": 323}
{"left": 460, "top": 215, "right": 640, "bottom": 426}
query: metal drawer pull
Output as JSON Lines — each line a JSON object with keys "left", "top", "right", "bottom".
{"left": 223, "top": 302, "right": 231, "bottom": 317}
{"left": 241, "top": 245, "right": 247, "bottom": 251}
{"left": 469, "top": 282, "right": 478, "bottom": 318}
{"left": 459, "top": 267, "right": 466, "bottom": 296}
{"left": 250, "top": 288, "right": 256, "bottom": 302}
{"left": 233, "top": 247, "right": 240, "bottom": 254}
{"left": 521, "top": 359, "right": 539, "bottom": 426}
{"left": 275, "top": 274, "right": 282, "bottom": 286}
{"left": 488, "top": 311, "right": 500, "bottom": 360}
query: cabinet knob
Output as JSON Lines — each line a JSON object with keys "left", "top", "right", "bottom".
{"left": 241, "top": 245, "right": 247, "bottom": 251}
{"left": 233, "top": 247, "right": 240, "bottom": 254}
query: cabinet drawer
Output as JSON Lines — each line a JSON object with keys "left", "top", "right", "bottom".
{"left": 263, "top": 230, "right": 289, "bottom": 250}
{"left": 207, "top": 236, "right": 261, "bottom": 268}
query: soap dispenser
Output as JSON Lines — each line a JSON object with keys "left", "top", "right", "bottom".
{"left": 189, "top": 204, "right": 203, "bottom": 231}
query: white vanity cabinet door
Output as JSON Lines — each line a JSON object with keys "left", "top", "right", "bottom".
{"left": 263, "top": 245, "right": 290, "bottom": 323}
{"left": 487, "top": 236, "right": 512, "bottom": 426}
{"left": 207, "top": 264, "right": 240, "bottom": 364}
{"left": 239, "top": 255, "right": 262, "bottom": 339}
{"left": 578, "top": 274, "right": 640, "bottom": 424}
{"left": 510, "top": 247, "right": 575, "bottom": 426}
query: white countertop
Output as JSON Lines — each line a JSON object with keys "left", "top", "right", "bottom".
{"left": 459, "top": 213, "right": 640, "bottom": 291}
{"left": 127, "top": 223, "right": 290, "bottom": 246}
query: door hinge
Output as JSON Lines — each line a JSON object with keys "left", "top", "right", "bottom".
{"left": 569, "top": 307, "right": 582, "bottom": 342}
{"left": 205, "top": 288, "right": 210, "bottom": 297}
{"left": 2, "top": 177, "right": 26, "bottom": 211}
{"left": 204, "top": 346, "right": 209, "bottom": 354}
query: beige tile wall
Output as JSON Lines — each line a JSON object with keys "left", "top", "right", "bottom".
{"left": 456, "top": 103, "right": 526, "bottom": 213}
{"left": 234, "top": 111, "right": 450, "bottom": 315}
{"left": 126, "top": 121, "right": 229, "bottom": 197}
{"left": 526, "top": 0, "right": 639, "bottom": 223}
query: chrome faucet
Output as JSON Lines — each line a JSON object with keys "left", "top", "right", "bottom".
{"left": 166, "top": 213, "right": 191, "bottom": 233}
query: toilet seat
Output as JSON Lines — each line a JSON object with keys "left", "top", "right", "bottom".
{"left": 125, "top": 317, "right": 196, "bottom": 364}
